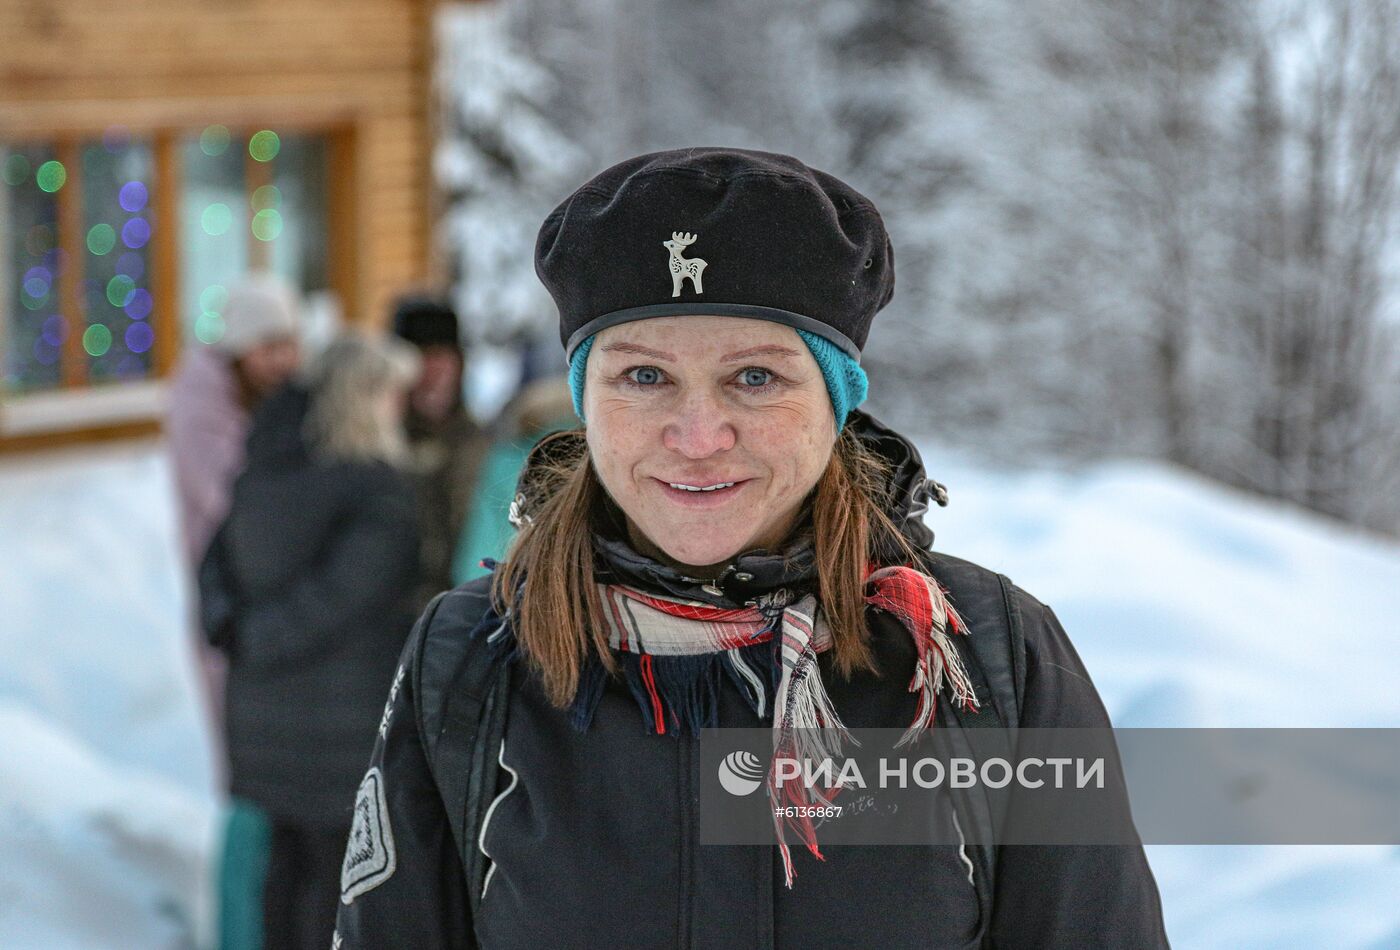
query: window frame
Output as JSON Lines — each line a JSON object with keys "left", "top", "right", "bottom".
{"left": 0, "top": 104, "right": 359, "bottom": 449}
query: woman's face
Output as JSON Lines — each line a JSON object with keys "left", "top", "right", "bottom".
{"left": 584, "top": 316, "right": 836, "bottom": 574}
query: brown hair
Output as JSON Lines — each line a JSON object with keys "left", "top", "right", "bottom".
{"left": 492, "top": 427, "right": 923, "bottom": 710}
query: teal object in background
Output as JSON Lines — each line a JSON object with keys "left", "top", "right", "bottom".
{"left": 219, "top": 799, "right": 271, "bottom": 950}
{"left": 453, "top": 438, "right": 535, "bottom": 582}
{"left": 453, "top": 380, "right": 577, "bottom": 584}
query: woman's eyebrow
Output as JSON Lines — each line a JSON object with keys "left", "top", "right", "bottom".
{"left": 721, "top": 344, "right": 802, "bottom": 363}
{"left": 598, "top": 342, "right": 677, "bottom": 361}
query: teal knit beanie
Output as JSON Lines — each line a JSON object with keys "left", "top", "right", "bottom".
{"left": 567, "top": 328, "right": 867, "bottom": 428}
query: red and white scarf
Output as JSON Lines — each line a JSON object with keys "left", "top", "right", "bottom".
{"left": 597, "top": 564, "right": 978, "bottom": 887}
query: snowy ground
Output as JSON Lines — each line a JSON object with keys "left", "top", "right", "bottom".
{"left": 1, "top": 436, "right": 1397, "bottom": 948}
{"left": 0, "top": 440, "right": 219, "bottom": 949}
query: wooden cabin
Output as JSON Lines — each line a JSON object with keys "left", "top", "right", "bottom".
{"left": 0, "top": 0, "right": 443, "bottom": 451}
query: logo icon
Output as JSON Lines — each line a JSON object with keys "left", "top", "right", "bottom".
{"left": 718, "top": 749, "right": 766, "bottom": 796}
{"left": 663, "top": 231, "right": 707, "bottom": 297}
{"left": 340, "top": 768, "right": 397, "bottom": 903}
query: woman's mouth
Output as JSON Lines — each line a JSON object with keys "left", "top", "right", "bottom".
{"left": 654, "top": 478, "right": 748, "bottom": 506}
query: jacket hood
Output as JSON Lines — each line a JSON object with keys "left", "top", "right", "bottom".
{"left": 511, "top": 409, "right": 948, "bottom": 606}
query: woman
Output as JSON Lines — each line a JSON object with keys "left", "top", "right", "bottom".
{"left": 334, "top": 148, "right": 1168, "bottom": 949}
{"left": 200, "top": 332, "right": 422, "bottom": 949}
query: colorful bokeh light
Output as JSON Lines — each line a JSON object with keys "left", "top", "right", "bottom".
{"left": 124, "top": 288, "right": 153, "bottom": 320}
{"left": 32, "top": 338, "right": 59, "bottom": 366}
{"left": 122, "top": 217, "right": 151, "bottom": 249}
{"left": 23, "top": 267, "right": 52, "bottom": 298}
{"left": 36, "top": 160, "right": 67, "bottom": 193}
{"left": 41, "top": 315, "right": 67, "bottom": 346}
{"left": 200, "top": 125, "right": 231, "bottom": 157}
{"left": 3, "top": 154, "right": 30, "bottom": 186}
{"left": 199, "top": 284, "right": 229, "bottom": 315}
{"left": 125, "top": 321, "right": 155, "bottom": 354}
{"left": 195, "top": 311, "right": 225, "bottom": 345}
{"left": 248, "top": 130, "right": 280, "bottom": 163}
{"left": 251, "top": 209, "right": 283, "bottom": 242}
{"left": 107, "top": 274, "right": 136, "bottom": 308}
{"left": 83, "top": 323, "right": 113, "bottom": 357}
{"left": 87, "top": 223, "right": 117, "bottom": 256}
{"left": 118, "top": 181, "right": 148, "bottom": 213}
{"left": 201, "top": 204, "right": 233, "bottom": 236}
{"left": 251, "top": 185, "right": 282, "bottom": 211}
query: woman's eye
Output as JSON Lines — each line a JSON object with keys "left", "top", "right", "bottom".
{"left": 626, "top": 366, "right": 664, "bottom": 386}
{"left": 740, "top": 367, "right": 774, "bottom": 388}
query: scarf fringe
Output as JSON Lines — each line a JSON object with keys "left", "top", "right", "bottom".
{"left": 897, "top": 602, "right": 978, "bottom": 746}
{"left": 568, "top": 640, "right": 780, "bottom": 737}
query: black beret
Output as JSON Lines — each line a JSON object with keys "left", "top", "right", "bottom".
{"left": 392, "top": 295, "right": 460, "bottom": 349}
{"left": 535, "top": 147, "right": 894, "bottom": 363}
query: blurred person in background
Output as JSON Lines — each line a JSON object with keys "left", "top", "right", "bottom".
{"left": 452, "top": 371, "right": 574, "bottom": 583}
{"left": 199, "top": 332, "right": 422, "bottom": 950}
{"left": 169, "top": 273, "right": 303, "bottom": 576}
{"left": 391, "top": 295, "right": 490, "bottom": 608}
{"left": 165, "top": 273, "right": 303, "bottom": 950}
{"left": 168, "top": 272, "right": 303, "bottom": 713}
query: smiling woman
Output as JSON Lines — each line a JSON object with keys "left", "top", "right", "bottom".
{"left": 333, "top": 148, "right": 1170, "bottom": 950}
{"left": 585, "top": 317, "right": 835, "bottom": 572}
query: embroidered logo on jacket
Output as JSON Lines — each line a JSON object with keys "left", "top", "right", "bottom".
{"left": 340, "top": 767, "right": 397, "bottom": 904}
{"left": 663, "top": 231, "right": 707, "bottom": 297}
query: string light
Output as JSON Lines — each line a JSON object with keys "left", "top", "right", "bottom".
{"left": 125, "top": 321, "right": 154, "bottom": 354}
{"left": 200, "top": 125, "right": 231, "bottom": 157}
{"left": 121, "top": 217, "right": 151, "bottom": 249}
{"left": 201, "top": 203, "right": 232, "bottom": 236}
{"left": 251, "top": 209, "right": 283, "bottom": 242}
{"left": 106, "top": 275, "right": 136, "bottom": 308}
{"left": 248, "top": 130, "right": 280, "bottom": 163}
{"left": 195, "top": 311, "right": 225, "bottom": 345}
{"left": 87, "top": 223, "right": 117, "bottom": 256}
{"left": 83, "top": 324, "right": 112, "bottom": 357}
{"left": 124, "top": 288, "right": 153, "bottom": 320}
{"left": 118, "top": 181, "right": 148, "bottom": 213}
{"left": 36, "top": 160, "right": 66, "bottom": 193}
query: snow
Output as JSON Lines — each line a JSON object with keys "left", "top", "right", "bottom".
{"left": 1, "top": 435, "right": 1397, "bottom": 947}
{"left": 919, "top": 439, "right": 1400, "bottom": 950}
{"left": 0, "top": 440, "right": 219, "bottom": 949}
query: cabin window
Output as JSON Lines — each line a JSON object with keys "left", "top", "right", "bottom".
{"left": 2, "top": 128, "right": 330, "bottom": 397}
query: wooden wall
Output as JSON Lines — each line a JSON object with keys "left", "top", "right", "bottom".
{"left": 0, "top": 0, "right": 441, "bottom": 334}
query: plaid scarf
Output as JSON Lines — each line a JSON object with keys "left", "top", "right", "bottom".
{"left": 570, "top": 564, "right": 978, "bottom": 887}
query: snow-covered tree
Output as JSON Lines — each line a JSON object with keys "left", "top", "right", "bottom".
{"left": 435, "top": 1, "right": 587, "bottom": 347}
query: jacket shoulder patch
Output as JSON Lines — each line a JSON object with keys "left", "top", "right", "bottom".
{"left": 341, "top": 767, "right": 397, "bottom": 904}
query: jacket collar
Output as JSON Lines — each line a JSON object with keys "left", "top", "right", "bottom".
{"left": 515, "top": 409, "right": 948, "bottom": 607}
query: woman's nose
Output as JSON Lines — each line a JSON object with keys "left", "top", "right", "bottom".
{"left": 661, "top": 390, "right": 737, "bottom": 458}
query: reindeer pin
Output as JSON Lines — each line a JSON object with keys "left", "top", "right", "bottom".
{"left": 663, "top": 231, "right": 707, "bottom": 297}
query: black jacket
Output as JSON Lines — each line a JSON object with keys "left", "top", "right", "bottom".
{"left": 333, "top": 413, "right": 1169, "bottom": 947}
{"left": 200, "top": 384, "right": 421, "bottom": 826}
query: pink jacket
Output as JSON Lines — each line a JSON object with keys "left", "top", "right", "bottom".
{"left": 167, "top": 345, "right": 250, "bottom": 569}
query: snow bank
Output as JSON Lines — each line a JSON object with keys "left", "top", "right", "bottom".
{"left": 920, "top": 442, "right": 1400, "bottom": 950}
{"left": 0, "top": 440, "right": 219, "bottom": 948}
